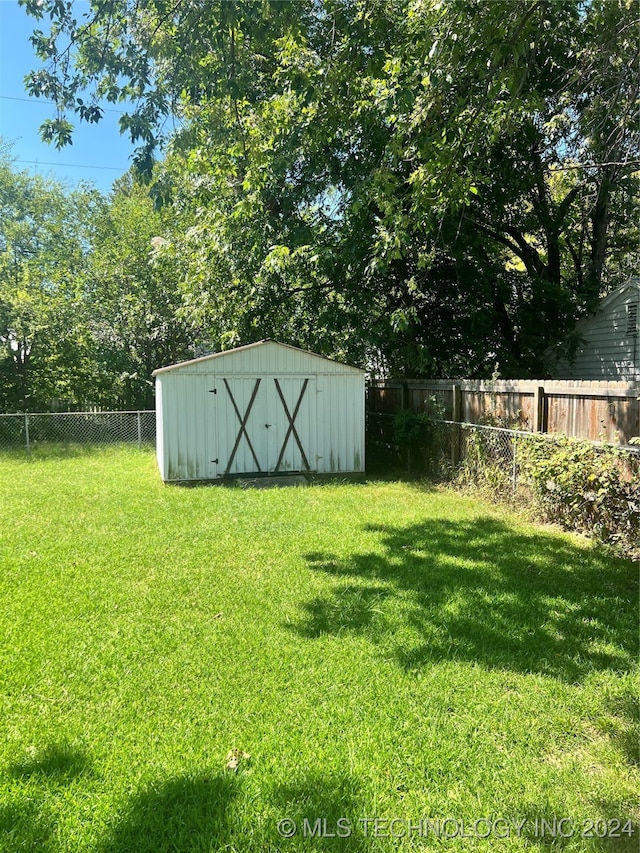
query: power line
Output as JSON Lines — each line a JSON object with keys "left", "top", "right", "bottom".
{"left": 547, "top": 160, "right": 640, "bottom": 172}
{"left": 17, "top": 158, "right": 127, "bottom": 172}
{"left": 0, "top": 94, "right": 129, "bottom": 115}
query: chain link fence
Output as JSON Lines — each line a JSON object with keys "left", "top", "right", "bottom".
{"left": 0, "top": 411, "right": 156, "bottom": 453}
{"left": 367, "top": 412, "right": 640, "bottom": 484}
{"left": 367, "top": 414, "right": 639, "bottom": 555}
{"left": 434, "top": 421, "right": 640, "bottom": 492}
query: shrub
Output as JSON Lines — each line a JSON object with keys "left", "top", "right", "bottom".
{"left": 393, "top": 397, "right": 445, "bottom": 474}
{"left": 519, "top": 435, "right": 640, "bottom": 556}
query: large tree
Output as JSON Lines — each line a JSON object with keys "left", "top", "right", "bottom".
{"left": 20, "top": 0, "right": 640, "bottom": 376}
{"left": 0, "top": 151, "right": 103, "bottom": 409}
{"left": 85, "top": 173, "right": 198, "bottom": 408}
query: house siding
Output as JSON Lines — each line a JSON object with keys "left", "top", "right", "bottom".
{"left": 555, "top": 281, "right": 640, "bottom": 380}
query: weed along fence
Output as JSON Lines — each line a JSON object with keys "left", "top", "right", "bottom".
{"left": 367, "top": 379, "right": 640, "bottom": 445}
{"left": 366, "top": 382, "right": 640, "bottom": 557}
{"left": 437, "top": 420, "right": 640, "bottom": 557}
{"left": 0, "top": 411, "right": 156, "bottom": 452}
{"left": 437, "top": 420, "right": 640, "bottom": 490}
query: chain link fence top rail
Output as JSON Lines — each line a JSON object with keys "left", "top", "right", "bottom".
{"left": 0, "top": 411, "right": 156, "bottom": 452}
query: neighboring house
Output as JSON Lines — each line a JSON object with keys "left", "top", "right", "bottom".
{"left": 551, "top": 278, "right": 640, "bottom": 380}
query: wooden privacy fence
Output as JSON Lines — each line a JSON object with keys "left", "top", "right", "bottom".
{"left": 367, "top": 379, "right": 640, "bottom": 445}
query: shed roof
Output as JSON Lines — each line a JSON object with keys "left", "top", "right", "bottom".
{"left": 152, "top": 339, "right": 366, "bottom": 377}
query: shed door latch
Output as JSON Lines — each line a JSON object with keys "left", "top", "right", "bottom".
{"left": 211, "top": 458, "right": 219, "bottom": 464}
{"left": 209, "top": 388, "right": 217, "bottom": 394}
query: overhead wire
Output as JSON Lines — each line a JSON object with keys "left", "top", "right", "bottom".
{"left": 15, "top": 159, "right": 127, "bottom": 172}
{"left": 0, "top": 94, "right": 128, "bottom": 115}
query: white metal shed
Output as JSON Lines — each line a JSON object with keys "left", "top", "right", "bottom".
{"left": 152, "top": 340, "right": 366, "bottom": 482}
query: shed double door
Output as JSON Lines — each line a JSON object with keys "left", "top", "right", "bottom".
{"left": 209, "top": 375, "right": 317, "bottom": 477}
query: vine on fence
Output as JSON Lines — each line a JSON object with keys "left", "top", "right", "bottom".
{"left": 518, "top": 436, "right": 640, "bottom": 556}
{"left": 398, "top": 416, "right": 640, "bottom": 558}
{"left": 453, "top": 426, "right": 516, "bottom": 499}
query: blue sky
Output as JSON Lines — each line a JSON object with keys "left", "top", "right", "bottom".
{"left": 0, "top": 0, "right": 138, "bottom": 194}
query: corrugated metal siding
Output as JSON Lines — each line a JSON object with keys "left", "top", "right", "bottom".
{"left": 210, "top": 374, "right": 318, "bottom": 475}
{"left": 216, "top": 377, "right": 265, "bottom": 476}
{"left": 270, "top": 375, "right": 318, "bottom": 473}
{"left": 317, "top": 373, "right": 365, "bottom": 473}
{"left": 155, "top": 381, "right": 165, "bottom": 478}
{"left": 161, "top": 375, "right": 215, "bottom": 481}
{"left": 155, "top": 342, "right": 365, "bottom": 481}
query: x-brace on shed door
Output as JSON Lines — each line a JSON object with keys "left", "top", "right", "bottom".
{"left": 208, "top": 375, "right": 317, "bottom": 476}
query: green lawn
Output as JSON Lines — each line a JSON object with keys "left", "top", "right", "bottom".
{"left": 0, "top": 446, "right": 637, "bottom": 852}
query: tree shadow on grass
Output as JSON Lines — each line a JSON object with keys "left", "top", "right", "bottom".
{"left": 96, "top": 772, "right": 239, "bottom": 853}
{"left": 9, "top": 742, "right": 93, "bottom": 782}
{"left": 0, "top": 800, "right": 55, "bottom": 853}
{"left": 291, "top": 517, "right": 637, "bottom": 684}
{"left": 98, "top": 771, "right": 366, "bottom": 852}
{"left": 1, "top": 743, "right": 93, "bottom": 852}
{"left": 267, "top": 772, "right": 367, "bottom": 851}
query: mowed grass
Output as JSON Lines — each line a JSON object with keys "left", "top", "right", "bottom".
{"left": 0, "top": 446, "right": 637, "bottom": 853}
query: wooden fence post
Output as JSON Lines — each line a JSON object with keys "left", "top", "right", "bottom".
{"left": 533, "top": 386, "right": 546, "bottom": 432}
{"left": 452, "top": 383, "right": 461, "bottom": 422}
{"left": 451, "top": 383, "right": 461, "bottom": 465}
{"left": 401, "top": 381, "right": 409, "bottom": 410}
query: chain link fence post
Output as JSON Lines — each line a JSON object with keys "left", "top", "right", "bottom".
{"left": 512, "top": 432, "right": 517, "bottom": 495}
{"left": 0, "top": 410, "right": 156, "bottom": 451}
